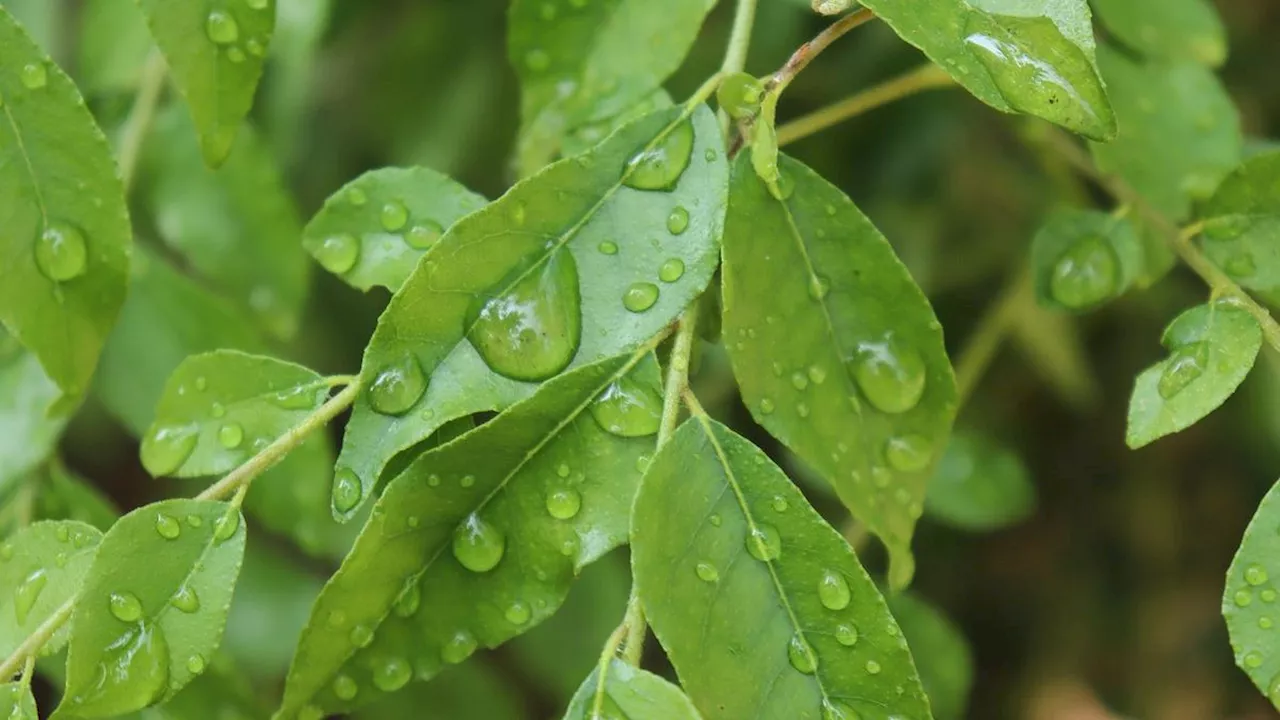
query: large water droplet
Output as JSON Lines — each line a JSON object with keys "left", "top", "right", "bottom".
{"left": 217, "top": 422, "right": 244, "bottom": 449}
{"left": 380, "top": 200, "right": 409, "bottom": 232}
{"left": 746, "top": 524, "right": 781, "bottom": 562}
{"left": 667, "top": 206, "right": 690, "bottom": 235}
{"left": 787, "top": 634, "right": 818, "bottom": 674}
{"left": 467, "top": 250, "right": 582, "bottom": 382}
{"left": 441, "top": 630, "right": 478, "bottom": 665}
{"left": 154, "top": 513, "right": 181, "bottom": 540}
{"left": 452, "top": 514, "right": 505, "bottom": 572}
{"left": 82, "top": 623, "right": 168, "bottom": 710}
{"left": 20, "top": 63, "right": 47, "bottom": 90}
{"left": 597, "top": 240, "right": 619, "bottom": 255}
{"left": 835, "top": 623, "right": 859, "bottom": 646}
{"left": 171, "top": 585, "right": 199, "bottom": 614}
{"left": 545, "top": 489, "right": 582, "bottom": 520}
{"left": 205, "top": 10, "right": 240, "bottom": 45}
{"left": 851, "top": 337, "right": 927, "bottom": 414}
{"left": 35, "top": 221, "right": 88, "bottom": 281}
{"left": 14, "top": 569, "right": 47, "bottom": 625}
{"left": 695, "top": 562, "right": 720, "bottom": 583}
{"left": 186, "top": 654, "right": 206, "bottom": 675}
{"left": 658, "top": 258, "right": 686, "bottom": 283}
{"left": 333, "top": 674, "right": 358, "bottom": 701}
{"left": 622, "top": 120, "right": 695, "bottom": 191}
{"left": 140, "top": 425, "right": 198, "bottom": 477}
{"left": 214, "top": 512, "right": 240, "bottom": 544}
{"left": 314, "top": 233, "right": 359, "bottom": 274}
{"left": 505, "top": 601, "right": 532, "bottom": 626}
{"left": 884, "top": 434, "right": 933, "bottom": 472}
{"left": 623, "top": 282, "right": 659, "bottom": 313}
{"left": 589, "top": 376, "right": 662, "bottom": 437}
{"left": 368, "top": 354, "right": 427, "bottom": 415}
{"left": 405, "top": 221, "right": 444, "bottom": 250}
{"left": 332, "top": 469, "right": 363, "bottom": 514}
{"left": 1049, "top": 235, "right": 1120, "bottom": 310}
{"left": 1158, "top": 342, "right": 1209, "bottom": 399}
{"left": 372, "top": 656, "right": 412, "bottom": 692}
{"left": 818, "top": 571, "right": 851, "bottom": 610}
{"left": 1247, "top": 564, "right": 1269, "bottom": 586}
{"left": 109, "top": 592, "right": 144, "bottom": 623}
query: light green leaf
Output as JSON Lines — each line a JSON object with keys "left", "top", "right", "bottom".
{"left": 0, "top": 521, "right": 102, "bottom": 658}
{"left": 1198, "top": 152, "right": 1280, "bottom": 293}
{"left": 1030, "top": 208, "right": 1143, "bottom": 313}
{"left": 857, "top": 0, "right": 1114, "bottom": 139}
{"left": 57, "top": 499, "right": 246, "bottom": 718}
{"left": 138, "top": 350, "right": 327, "bottom": 479}
{"left": 136, "top": 0, "right": 274, "bottom": 165}
{"left": 333, "top": 104, "right": 726, "bottom": 520}
{"left": 888, "top": 593, "right": 973, "bottom": 720}
{"left": 1126, "top": 300, "right": 1262, "bottom": 449}
{"left": 721, "top": 152, "right": 956, "bottom": 588}
{"left": 143, "top": 108, "right": 308, "bottom": 339}
{"left": 355, "top": 661, "right": 527, "bottom": 720}
{"left": 302, "top": 167, "right": 487, "bottom": 292}
{"left": 1091, "top": 0, "right": 1226, "bottom": 66}
{"left": 563, "top": 658, "right": 703, "bottom": 720}
{"left": 632, "top": 418, "right": 931, "bottom": 719}
{"left": 245, "top": 433, "right": 359, "bottom": 561}
{"left": 278, "top": 353, "right": 658, "bottom": 716}
{"left": 126, "top": 659, "right": 264, "bottom": 720}
{"left": 0, "top": 7, "right": 132, "bottom": 410}
{"left": 1224, "top": 478, "right": 1280, "bottom": 709}
{"left": 925, "top": 431, "right": 1035, "bottom": 532}
{"left": 0, "top": 682, "right": 37, "bottom": 719}
{"left": 560, "top": 90, "right": 672, "bottom": 160}
{"left": 0, "top": 332, "right": 66, "bottom": 493}
{"left": 508, "top": 0, "right": 716, "bottom": 175}
{"left": 78, "top": 0, "right": 152, "bottom": 95}
{"left": 1089, "top": 45, "right": 1242, "bottom": 222}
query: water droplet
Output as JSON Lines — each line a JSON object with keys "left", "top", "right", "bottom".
{"left": 759, "top": 398, "right": 775, "bottom": 415}
{"left": 214, "top": 512, "right": 240, "bottom": 543}
{"left": 623, "top": 282, "right": 659, "bottom": 313}
{"left": 851, "top": 337, "right": 927, "bottom": 414}
{"left": 154, "top": 513, "right": 181, "bottom": 540}
{"left": 368, "top": 354, "right": 427, "bottom": 415}
{"left": 790, "top": 372, "right": 809, "bottom": 391}
{"left": 171, "top": 585, "right": 199, "bottom": 614}
{"left": 546, "top": 489, "right": 582, "bottom": 520}
{"left": 460, "top": 474, "right": 476, "bottom": 488}
{"left": 441, "top": 630, "right": 478, "bottom": 665}
{"left": 808, "top": 366, "right": 827, "bottom": 384}
{"left": 1264, "top": 589, "right": 1278, "bottom": 603}
{"left": 468, "top": 251, "right": 582, "bottom": 382}
{"left": 109, "top": 591, "right": 144, "bottom": 623}
{"left": 746, "top": 524, "right": 781, "bottom": 562}
{"left": 205, "top": 10, "right": 240, "bottom": 45}
{"left": 1236, "top": 589, "right": 1254, "bottom": 607}
{"left": 332, "top": 674, "right": 358, "bottom": 701}
{"left": 1246, "top": 651, "right": 1264, "bottom": 668}
{"left": 556, "top": 463, "right": 571, "bottom": 478}
{"left": 35, "top": 221, "right": 88, "bottom": 281}
{"left": 1247, "top": 564, "right": 1270, "bottom": 586}
{"left": 709, "top": 514, "right": 722, "bottom": 527}
{"left": 808, "top": 274, "right": 831, "bottom": 301}
{"left": 1262, "top": 617, "right": 1275, "bottom": 630}
{"left": 1270, "top": 673, "right": 1280, "bottom": 706}
{"left": 818, "top": 571, "right": 851, "bottom": 610}
{"left": 326, "top": 610, "right": 347, "bottom": 629}
{"left": 210, "top": 402, "right": 226, "bottom": 418}
{"left": 771, "top": 496, "right": 789, "bottom": 512}
{"left": 865, "top": 659, "right": 882, "bottom": 674}
{"left": 705, "top": 148, "right": 718, "bottom": 161}
{"left": 452, "top": 514, "right": 505, "bottom": 572}
{"left": 393, "top": 579, "right": 421, "bottom": 617}
{"left": 796, "top": 402, "right": 811, "bottom": 418}
{"left": 835, "top": 623, "right": 859, "bottom": 646}
{"left": 525, "top": 48, "right": 550, "bottom": 72}
{"left": 226, "top": 46, "right": 246, "bottom": 63}
{"left": 140, "top": 425, "right": 198, "bottom": 477}
{"left": 13, "top": 570, "right": 47, "bottom": 625}
{"left": 379, "top": 200, "right": 409, "bottom": 232}
{"left": 186, "top": 515, "right": 203, "bottom": 529}
{"left": 1049, "top": 235, "right": 1120, "bottom": 309}
{"left": 770, "top": 171, "right": 796, "bottom": 201}
{"left": 505, "top": 601, "right": 532, "bottom": 625}
{"left": 787, "top": 634, "right": 818, "bottom": 674}
{"left": 658, "top": 258, "right": 686, "bottom": 283}
{"left": 823, "top": 699, "right": 860, "bottom": 720}
{"left": 245, "top": 0, "right": 269, "bottom": 10}
{"left": 332, "top": 469, "right": 363, "bottom": 514}
{"left": 598, "top": 240, "right": 619, "bottom": 255}
{"left": 590, "top": 376, "right": 662, "bottom": 437}
{"left": 405, "top": 221, "right": 444, "bottom": 250}
{"left": 314, "top": 233, "right": 359, "bottom": 274}
{"left": 1225, "top": 252, "right": 1256, "bottom": 278}
{"left": 885, "top": 434, "right": 933, "bottom": 472}
{"left": 427, "top": 474, "right": 441, "bottom": 487}
{"left": 20, "top": 63, "right": 47, "bottom": 89}
{"left": 217, "top": 422, "right": 244, "bottom": 449}
{"left": 373, "top": 656, "right": 412, "bottom": 691}
{"left": 623, "top": 120, "right": 695, "bottom": 191}
{"left": 349, "top": 625, "right": 374, "bottom": 648}
{"left": 666, "top": 206, "right": 690, "bottom": 235}
{"left": 1158, "top": 342, "right": 1209, "bottom": 399}
{"left": 347, "top": 188, "right": 368, "bottom": 206}
{"left": 695, "top": 562, "right": 720, "bottom": 583}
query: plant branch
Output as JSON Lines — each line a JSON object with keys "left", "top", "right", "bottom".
{"left": 0, "top": 595, "right": 72, "bottom": 681}
{"left": 769, "top": 8, "right": 875, "bottom": 94}
{"left": 116, "top": 50, "right": 167, "bottom": 191}
{"left": 776, "top": 62, "right": 954, "bottom": 146}
{"left": 657, "top": 308, "right": 700, "bottom": 448}
{"left": 954, "top": 268, "right": 1033, "bottom": 406}
{"left": 721, "top": 0, "right": 759, "bottom": 77}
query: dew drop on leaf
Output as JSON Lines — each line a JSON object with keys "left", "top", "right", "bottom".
{"left": 186, "top": 654, "right": 205, "bottom": 675}
{"left": 372, "top": 656, "right": 412, "bottom": 691}
{"left": 405, "top": 221, "right": 444, "bottom": 250}
{"left": 787, "top": 634, "right": 818, "bottom": 674}
{"left": 597, "top": 240, "right": 618, "bottom": 255}
{"left": 440, "top": 630, "right": 478, "bottom": 665}
{"left": 589, "top": 376, "right": 662, "bottom": 437}
{"left": 35, "top": 221, "right": 88, "bottom": 282}
{"left": 76, "top": 623, "right": 169, "bottom": 710}
{"left": 834, "top": 623, "right": 859, "bottom": 647}
{"left": 452, "top": 514, "right": 505, "bottom": 572}
{"left": 822, "top": 699, "right": 861, "bottom": 720}
{"left": 214, "top": 512, "right": 240, "bottom": 543}
{"left": 504, "top": 601, "right": 531, "bottom": 626}
{"left": 658, "top": 258, "right": 686, "bottom": 283}
{"left": 1049, "top": 235, "right": 1120, "bottom": 309}
{"left": 204, "top": 10, "right": 240, "bottom": 45}
{"left": 368, "top": 354, "right": 428, "bottom": 415}
{"left": 695, "top": 562, "right": 719, "bottom": 583}
{"left": 154, "top": 513, "right": 181, "bottom": 540}
{"left": 393, "top": 580, "right": 421, "bottom": 618}
{"left": 808, "top": 274, "right": 831, "bottom": 301}
{"left": 884, "top": 434, "right": 934, "bottom": 472}
{"left": 331, "top": 468, "right": 363, "bottom": 513}
{"left": 380, "top": 200, "right": 409, "bottom": 232}
{"left": 332, "top": 674, "right": 358, "bottom": 701}
{"left": 314, "top": 233, "right": 359, "bottom": 274}
{"left": 759, "top": 398, "right": 775, "bottom": 415}
{"left": 217, "top": 422, "right": 244, "bottom": 449}
{"left": 140, "top": 425, "right": 198, "bottom": 477}
{"left": 1247, "top": 564, "right": 1270, "bottom": 586}
{"left": 746, "top": 524, "right": 781, "bottom": 562}
{"left": 109, "top": 591, "right": 144, "bottom": 623}
{"left": 666, "top": 206, "right": 690, "bottom": 235}
{"left": 171, "top": 585, "right": 199, "bottom": 614}
{"left": 245, "top": 0, "right": 269, "bottom": 10}
{"left": 349, "top": 625, "right": 374, "bottom": 648}
{"left": 13, "top": 569, "right": 48, "bottom": 625}
{"left": 545, "top": 488, "right": 582, "bottom": 520}
{"left": 19, "top": 62, "right": 46, "bottom": 89}
{"left": 850, "top": 337, "right": 927, "bottom": 414}
{"left": 817, "top": 570, "right": 851, "bottom": 610}
{"left": 524, "top": 49, "right": 550, "bottom": 72}
{"left": 622, "top": 282, "right": 659, "bottom": 313}
{"left": 1157, "top": 341, "right": 1209, "bottom": 399}
{"left": 865, "top": 659, "right": 882, "bottom": 674}
{"left": 622, "top": 120, "right": 695, "bottom": 191}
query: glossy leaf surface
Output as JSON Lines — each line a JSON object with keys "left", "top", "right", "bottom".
{"left": 0, "top": 683, "right": 37, "bottom": 719}
{"left": 1126, "top": 301, "right": 1261, "bottom": 448}
{"left": 334, "top": 104, "right": 726, "bottom": 519}
{"left": 1029, "top": 208, "right": 1143, "bottom": 313}
{"left": 1224, "top": 478, "right": 1280, "bottom": 709}
{"left": 925, "top": 432, "right": 1036, "bottom": 532}
{"left": 0, "top": 520, "right": 102, "bottom": 658}
{"left": 0, "top": 334, "right": 66, "bottom": 493}
{"left": 721, "top": 153, "right": 956, "bottom": 588}
{"left": 1091, "top": 0, "right": 1226, "bottom": 66}
{"left": 632, "top": 418, "right": 931, "bottom": 719}
{"left": 1198, "top": 152, "right": 1280, "bottom": 293}
{"left": 563, "top": 658, "right": 703, "bottom": 720}
{"left": 888, "top": 593, "right": 973, "bottom": 720}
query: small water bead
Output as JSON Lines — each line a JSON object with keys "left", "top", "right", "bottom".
{"left": 427, "top": 474, "right": 441, "bottom": 488}
{"left": 332, "top": 674, "right": 358, "bottom": 701}
{"left": 1049, "top": 235, "right": 1120, "bottom": 310}
{"left": 1235, "top": 589, "right": 1254, "bottom": 607}
{"left": 1225, "top": 252, "right": 1257, "bottom": 278}
{"left": 865, "top": 660, "right": 882, "bottom": 675}
{"left": 314, "top": 233, "right": 359, "bottom": 274}
{"left": 884, "top": 434, "right": 933, "bottom": 472}
{"left": 217, "top": 422, "right": 244, "bottom": 449}
{"left": 56, "top": 525, "right": 70, "bottom": 542}
{"left": 796, "top": 402, "right": 810, "bottom": 418}
{"left": 20, "top": 62, "right": 47, "bottom": 89}
{"left": 326, "top": 610, "right": 348, "bottom": 629}
{"left": 770, "top": 171, "right": 796, "bottom": 202}
{"left": 368, "top": 354, "right": 427, "bottom": 415}
{"left": 441, "top": 630, "right": 478, "bottom": 665}
{"left": 227, "top": 47, "right": 247, "bottom": 63}
{"left": 149, "top": 512, "right": 182, "bottom": 541}
{"left": 186, "top": 515, "right": 204, "bottom": 528}
{"left": 505, "top": 601, "right": 532, "bottom": 625}
{"left": 695, "top": 562, "right": 720, "bottom": 583}
{"left": 185, "top": 654, "right": 206, "bottom": 676}
{"left": 373, "top": 656, "right": 412, "bottom": 691}
{"left": 214, "top": 512, "right": 240, "bottom": 543}
{"left": 140, "top": 425, "right": 198, "bottom": 476}
{"left": 808, "top": 275, "right": 831, "bottom": 301}
{"left": 623, "top": 120, "right": 695, "bottom": 191}
{"left": 818, "top": 571, "right": 851, "bottom": 610}
{"left": 1264, "top": 589, "right": 1278, "bottom": 603}
{"left": 525, "top": 49, "right": 550, "bottom": 72}
{"left": 405, "top": 221, "right": 444, "bottom": 250}
{"left": 1158, "top": 342, "right": 1209, "bottom": 399}
{"left": 807, "top": 366, "right": 827, "bottom": 384}
{"left": 171, "top": 585, "right": 200, "bottom": 614}
{"left": 1247, "top": 565, "right": 1270, "bottom": 586}
{"left": 347, "top": 187, "right": 368, "bottom": 206}
{"left": 460, "top": 474, "right": 476, "bottom": 488}
{"left": 835, "top": 623, "right": 859, "bottom": 646}
{"left": 1262, "top": 617, "right": 1275, "bottom": 630}
{"left": 709, "top": 514, "right": 722, "bottom": 527}
{"left": 246, "top": 0, "right": 269, "bottom": 10}
{"left": 394, "top": 581, "right": 421, "bottom": 617}
{"left": 331, "top": 469, "right": 363, "bottom": 513}
{"left": 589, "top": 376, "right": 662, "bottom": 437}
{"left": 746, "top": 524, "right": 782, "bottom": 562}
{"left": 705, "top": 148, "right": 717, "bottom": 161}
{"left": 109, "top": 591, "right": 144, "bottom": 623}
{"left": 771, "top": 496, "right": 789, "bottom": 513}
{"left": 380, "top": 200, "right": 409, "bottom": 232}
{"left": 452, "top": 514, "right": 505, "bottom": 572}
{"left": 13, "top": 570, "right": 48, "bottom": 624}
{"left": 851, "top": 337, "right": 927, "bottom": 414}
{"left": 598, "top": 240, "right": 619, "bottom": 255}
{"left": 759, "top": 398, "right": 776, "bottom": 415}
{"left": 1245, "top": 651, "right": 1265, "bottom": 669}
{"left": 787, "top": 634, "right": 818, "bottom": 674}
{"left": 667, "top": 206, "right": 690, "bottom": 235}
{"left": 350, "top": 625, "right": 374, "bottom": 648}
{"left": 560, "top": 536, "right": 580, "bottom": 557}
{"left": 623, "top": 282, "right": 659, "bottom": 312}
{"left": 35, "top": 221, "right": 89, "bottom": 281}
{"left": 557, "top": 463, "right": 570, "bottom": 478}
{"left": 205, "top": 10, "right": 240, "bottom": 45}
{"left": 546, "top": 489, "right": 582, "bottom": 520}
{"left": 791, "top": 372, "right": 809, "bottom": 391}
{"left": 658, "top": 258, "right": 685, "bottom": 283}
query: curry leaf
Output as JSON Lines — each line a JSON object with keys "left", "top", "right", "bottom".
{"left": 0, "top": 520, "right": 102, "bottom": 658}
{"left": 721, "top": 152, "right": 956, "bottom": 588}
{"left": 0, "top": 333, "right": 66, "bottom": 494}
{"left": 632, "top": 417, "right": 931, "bottom": 719}
{"left": 1091, "top": 0, "right": 1227, "bottom": 67}
{"left": 0, "top": 683, "right": 37, "bottom": 719}
{"left": 563, "top": 658, "right": 703, "bottom": 720}
{"left": 925, "top": 431, "right": 1036, "bottom": 532}
{"left": 1224, "top": 478, "right": 1280, "bottom": 709}
{"left": 1197, "top": 152, "right": 1280, "bottom": 293}
{"left": 1029, "top": 208, "right": 1143, "bottom": 313}
{"left": 245, "top": 433, "right": 359, "bottom": 561}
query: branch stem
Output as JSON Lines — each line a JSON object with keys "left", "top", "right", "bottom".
{"left": 770, "top": 9, "right": 876, "bottom": 94}
{"left": 117, "top": 51, "right": 167, "bottom": 191}
{"left": 954, "top": 269, "right": 1033, "bottom": 405}
{"left": 776, "top": 63, "right": 954, "bottom": 146}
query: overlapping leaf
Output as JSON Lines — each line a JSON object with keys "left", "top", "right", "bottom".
{"left": 0, "top": 520, "right": 102, "bottom": 658}
{"left": 333, "top": 104, "right": 726, "bottom": 520}
{"left": 1198, "top": 152, "right": 1280, "bottom": 293}
{"left": 721, "top": 153, "right": 956, "bottom": 588}
{"left": 78, "top": 0, "right": 152, "bottom": 95}
{"left": 0, "top": 332, "right": 66, "bottom": 494}
{"left": 888, "top": 593, "right": 973, "bottom": 720}
{"left": 1030, "top": 208, "right": 1143, "bottom": 313}
{"left": 0, "top": 683, "right": 37, "bottom": 719}
{"left": 1224, "top": 478, "right": 1280, "bottom": 710}
{"left": 279, "top": 353, "right": 659, "bottom": 716}
{"left": 1091, "top": 0, "right": 1227, "bottom": 66}
{"left": 563, "top": 658, "right": 703, "bottom": 720}
{"left": 925, "top": 431, "right": 1035, "bottom": 532}
{"left": 0, "top": 7, "right": 132, "bottom": 410}
{"left": 243, "top": 434, "right": 359, "bottom": 561}
{"left": 632, "top": 418, "right": 931, "bottom": 719}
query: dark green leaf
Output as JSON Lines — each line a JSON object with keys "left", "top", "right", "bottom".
{"left": 1126, "top": 300, "right": 1262, "bottom": 448}
{"left": 355, "top": 661, "right": 528, "bottom": 720}
{"left": 136, "top": 0, "right": 275, "bottom": 165}
{"left": 888, "top": 593, "right": 973, "bottom": 720}
{"left": 925, "top": 431, "right": 1036, "bottom": 532}
{"left": 563, "top": 658, "right": 703, "bottom": 720}
{"left": 633, "top": 418, "right": 931, "bottom": 719}
{"left": 1009, "top": 302, "right": 1102, "bottom": 410}
{"left": 560, "top": 90, "right": 673, "bottom": 161}
{"left": 302, "top": 167, "right": 487, "bottom": 292}
{"left": 1198, "top": 152, "right": 1280, "bottom": 292}
{"left": 0, "top": 682, "right": 37, "bottom": 719}
{"left": 1223, "top": 478, "right": 1280, "bottom": 710}
{"left": 1091, "top": 0, "right": 1226, "bottom": 66}
{"left": 0, "top": 7, "right": 132, "bottom": 409}
{"left": 1030, "top": 208, "right": 1143, "bottom": 313}
{"left": 333, "top": 104, "right": 726, "bottom": 520}
{"left": 0, "top": 334, "right": 66, "bottom": 493}
{"left": 0, "top": 520, "right": 102, "bottom": 658}
{"left": 138, "top": 350, "right": 327, "bottom": 479}
{"left": 721, "top": 152, "right": 956, "bottom": 588}
{"left": 58, "top": 499, "right": 247, "bottom": 717}
{"left": 278, "top": 352, "right": 658, "bottom": 716}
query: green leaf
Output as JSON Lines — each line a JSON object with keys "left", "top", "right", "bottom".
{"left": 925, "top": 431, "right": 1036, "bottom": 532}
{"left": 563, "top": 658, "right": 703, "bottom": 720}
{"left": 138, "top": 350, "right": 327, "bottom": 479}
{"left": 224, "top": 540, "right": 325, "bottom": 678}
{"left": 560, "top": 90, "right": 673, "bottom": 160}
{"left": 0, "top": 6, "right": 132, "bottom": 409}
{"left": 333, "top": 104, "right": 726, "bottom": 519}
{"left": 143, "top": 108, "right": 308, "bottom": 339}
{"left": 244, "top": 433, "right": 359, "bottom": 560}
{"left": 857, "top": 0, "right": 1114, "bottom": 139}
{"left": 508, "top": 0, "right": 716, "bottom": 175}
{"left": 721, "top": 152, "right": 956, "bottom": 588}
{"left": 278, "top": 352, "right": 658, "bottom": 717}
{"left": 35, "top": 463, "right": 120, "bottom": 533}
{"left": 136, "top": 0, "right": 275, "bottom": 166}
{"left": 632, "top": 417, "right": 931, "bottom": 719}
{"left": 1089, "top": 45, "right": 1242, "bottom": 222}
{"left": 302, "top": 167, "right": 487, "bottom": 292}
{"left": 57, "top": 498, "right": 247, "bottom": 718}
{"left": 0, "top": 520, "right": 102, "bottom": 658}
{"left": 0, "top": 333, "right": 66, "bottom": 493}
{"left": 78, "top": 0, "right": 152, "bottom": 95}
{"left": 126, "top": 658, "right": 264, "bottom": 720}
{"left": 1198, "top": 152, "right": 1280, "bottom": 293}
{"left": 1029, "top": 208, "right": 1143, "bottom": 313}
{"left": 1126, "top": 300, "right": 1262, "bottom": 449}
{"left": 0, "top": 682, "right": 37, "bottom": 719}
{"left": 355, "top": 661, "right": 527, "bottom": 720}
{"left": 888, "top": 593, "right": 973, "bottom": 720}
{"left": 1223, "top": 478, "right": 1280, "bottom": 709}
{"left": 1091, "top": 0, "right": 1227, "bottom": 66}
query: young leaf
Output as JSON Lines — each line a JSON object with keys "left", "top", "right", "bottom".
{"left": 136, "top": 0, "right": 275, "bottom": 166}
{"left": 302, "top": 167, "right": 487, "bottom": 292}
{"left": 138, "top": 350, "right": 327, "bottom": 479}
{"left": 1197, "top": 152, "right": 1280, "bottom": 293}
{"left": 1089, "top": 45, "right": 1242, "bottom": 222}
{"left": 57, "top": 499, "right": 247, "bottom": 718}
{"left": 888, "top": 593, "right": 974, "bottom": 720}
{"left": 278, "top": 352, "right": 659, "bottom": 716}
{"left": 1029, "top": 208, "right": 1143, "bottom": 313}
{"left": 0, "top": 682, "right": 37, "bottom": 719}
{"left": 508, "top": 0, "right": 716, "bottom": 174}
{"left": 925, "top": 432, "right": 1036, "bottom": 532}
{"left": 0, "top": 334, "right": 66, "bottom": 492}
{"left": 333, "top": 104, "right": 726, "bottom": 520}
{"left": 1126, "top": 300, "right": 1262, "bottom": 449}
{"left": 632, "top": 418, "right": 931, "bottom": 719}
{"left": 1224, "top": 478, "right": 1280, "bottom": 709}
{"left": 0, "top": 520, "right": 102, "bottom": 658}
{"left": 721, "top": 152, "right": 956, "bottom": 588}
{"left": 1091, "top": 0, "right": 1227, "bottom": 67}
{"left": 855, "top": 0, "right": 1115, "bottom": 139}
{"left": 563, "top": 658, "right": 703, "bottom": 720}
{"left": 0, "top": 7, "right": 132, "bottom": 410}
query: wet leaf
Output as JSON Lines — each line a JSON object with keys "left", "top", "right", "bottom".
{"left": 0, "top": 520, "right": 102, "bottom": 658}
{"left": 278, "top": 353, "right": 659, "bottom": 716}
{"left": 1091, "top": 0, "right": 1226, "bottom": 66}
{"left": 888, "top": 593, "right": 974, "bottom": 720}
{"left": 1224, "top": 478, "right": 1280, "bottom": 710}
{"left": 1029, "top": 209, "right": 1143, "bottom": 313}
{"left": 57, "top": 499, "right": 246, "bottom": 717}
{"left": 333, "top": 104, "right": 726, "bottom": 520}
{"left": 563, "top": 658, "right": 703, "bottom": 720}
{"left": 302, "top": 167, "right": 487, "bottom": 292}
{"left": 354, "top": 661, "right": 527, "bottom": 720}
{"left": 0, "top": 333, "right": 66, "bottom": 493}
{"left": 0, "top": 7, "right": 132, "bottom": 410}
{"left": 1198, "top": 152, "right": 1280, "bottom": 294}
{"left": 632, "top": 417, "right": 931, "bottom": 719}
{"left": 0, "top": 682, "right": 37, "bottom": 719}
{"left": 243, "top": 432, "right": 360, "bottom": 561}
{"left": 925, "top": 431, "right": 1036, "bottom": 532}
{"left": 721, "top": 152, "right": 956, "bottom": 588}
{"left": 1126, "top": 300, "right": 1262, "bottom": 449}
